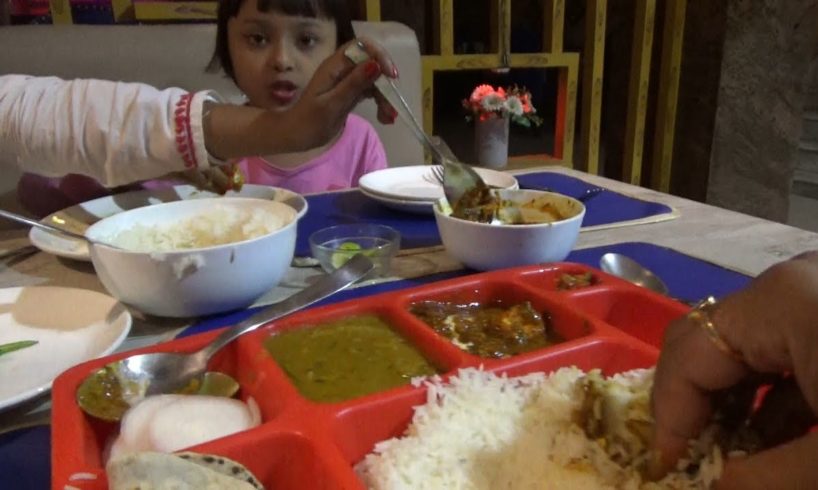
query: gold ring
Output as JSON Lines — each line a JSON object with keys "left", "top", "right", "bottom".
{"left": 687, "top": 296, "right": 744, "bottom": 363}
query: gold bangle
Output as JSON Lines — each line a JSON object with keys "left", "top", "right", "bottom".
{"left": 202, "top": 99, "right": 228, "bottom": 167}
{"left": 687, "top": 296, "right": 744, "bottom": 363}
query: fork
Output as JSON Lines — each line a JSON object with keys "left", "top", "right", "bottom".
{"left": 344, "top": 41, "right": 486, "bottom": 205}
{"left": 425, "top": 165, "right": 445, "bottom": 186}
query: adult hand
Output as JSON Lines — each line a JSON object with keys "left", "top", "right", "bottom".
{"left": 177, "top": 163, "right": 244, "bottom": 195}
{"left": 285, "top": 36, "right": 399, "bottom": 151}
{"left": 650, "top": 251, "right": 818, "bottom": 489}
{"left": 203, "top": 37, "right": 397, "bottom": 160}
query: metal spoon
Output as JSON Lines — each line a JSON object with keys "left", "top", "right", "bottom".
{"left": 76, "top": 254, "right": 376, "bottom": 421}
{"left": 344, "top": 41, "right": 487, "bottom": 205}
{"left": 599, "top": 252, "right": 670, "bottom": 296}
{"left": 0, "top": 208, "right": 121, "bottom": 249}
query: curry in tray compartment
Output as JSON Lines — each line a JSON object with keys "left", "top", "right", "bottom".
{"left": 409, "top": 300, "right": 562, "bottom": 358}
{"left": 264, "top": 314, "right": 440, "bottom": 403}
{"left": 557, "top": 272, "right": 597, "bottom": 291}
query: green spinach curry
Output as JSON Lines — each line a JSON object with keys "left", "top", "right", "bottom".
{"left": 264, "top": 314, "right": 440, "bottom": 403}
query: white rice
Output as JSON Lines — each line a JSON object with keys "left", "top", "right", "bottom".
{"left": 356, "top": 367, "right": 722, "bottom": 490}
{"left": 108, "top": 205, "right": 286, "bottom": 252}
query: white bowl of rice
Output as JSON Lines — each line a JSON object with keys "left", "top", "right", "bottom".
{"left": 85, "top": 197, "right": 300, "bottom": 317}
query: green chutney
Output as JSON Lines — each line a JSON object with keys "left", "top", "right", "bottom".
{"left": 264, "top": 314, "right": 440, "bottom": 403}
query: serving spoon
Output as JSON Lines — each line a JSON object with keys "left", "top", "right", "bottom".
{"left": 0, "top": 208, "right": 122, "bottom": 250}
{"left": 344, "top": 41, "right": 487, "bottom": 206}
{"left": 76, "top": 254, "right": 376, "bottom": 422}
{"left": 599, "top": 253, "right": 670, "bottom": 296}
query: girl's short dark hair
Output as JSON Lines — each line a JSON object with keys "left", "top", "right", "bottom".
{"left": 208, "top": 0, "right": 355, "bottom": 82}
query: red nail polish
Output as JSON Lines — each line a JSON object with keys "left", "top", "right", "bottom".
{"left": 392, "top": 65, "right": 399, "bottom": 78}
{"left": 364, "top": 60, "right": 381, "bottom": 80}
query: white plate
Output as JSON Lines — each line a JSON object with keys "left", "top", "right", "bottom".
{"left": 359, "top": 165, "right": 518, "bottom": 202}
{"left": 29, "top": 184, "right": 308, "bottom": 261}
{"left": 0, "top": 286, "right": 131, "bottom": 411}
{"left": 359, "top": 188, "right": 438, "bottom": 215}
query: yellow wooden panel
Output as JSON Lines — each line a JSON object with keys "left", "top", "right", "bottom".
{"left": 489, "top": 0, "right": 499, "bottom": 52}
{"left": 364, "top": 0, "right": 381, "bottom": 21}
{"left": 133, "top": 1, "right": 216, "bottom": 21}
{"left": 421, "top": 62, "right": 436, "bottom": 143}
{"left": 423, "top": 52, "right": 577, "bottom": 71}
{"left": 111, "top": 0, "right": 134, "bottom": 22}
{"left": 499, "top": 0, "right": 511, "bottom": 66}
{"left": 651, "top": 0, "right": 686, "bottom": 192}
{"left": 49, "top": 0, "right": 72, "bottom": 24}
{"left": 562, "top": 63, "right": 578, "bottom": 167}
{"left": 506, "top": 154, "right": 567, "bottom": 170}
{"left": 438, "top": 0, "right": 454, "bottom": 56}
{"left": 622, "top": 0, "right": 655, "bottom": 186}
{"left": 543, "top": 0, "right": 565, "bottom": 53}
{"left": 578, "top": 0, "right": 606, "bottom": 174}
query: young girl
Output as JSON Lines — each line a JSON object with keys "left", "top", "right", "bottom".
{"left": 16, "top": 0, "right": 394, "bottom": 217}
{"left": 211, "top": 0, "right": 391, "bottom": 193}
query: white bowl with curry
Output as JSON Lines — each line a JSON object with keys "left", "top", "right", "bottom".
{"left": 433, "top": 189, "right": 585, "bottom": 271}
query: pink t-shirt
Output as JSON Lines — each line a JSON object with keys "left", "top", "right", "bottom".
{"left": 16, "top": 114, "right": 387, "bottom": 217}
{"left": 235, "top": 114, "right": 386, "bottom": 193}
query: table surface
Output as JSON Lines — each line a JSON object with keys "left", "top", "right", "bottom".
{"left": 1, "top": 165, "right": 817, "bottom": 432}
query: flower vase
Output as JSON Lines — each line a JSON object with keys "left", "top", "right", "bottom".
{"left": 474, "top": 116, "right": 510, "bottom": 169}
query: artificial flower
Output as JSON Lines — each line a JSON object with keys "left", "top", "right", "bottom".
{"left": 481, "top": 93, "right": 505, "bottom": 112}
{"left": 504, "top": 95, "right": 524, "bottom": 116}
{"left": 462, "top": 84, "right": 542, "bottom": 128}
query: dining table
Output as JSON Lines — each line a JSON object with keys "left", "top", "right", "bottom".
{"left": 2, "top": 165, "right": 818, "bottom": 489}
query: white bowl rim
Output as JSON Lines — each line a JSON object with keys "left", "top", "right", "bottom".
{"left": 85, "top": 196, "right": 300, "bottom": 255}
{"left": 433, "top": 189, "right": 586, "bottom": 228}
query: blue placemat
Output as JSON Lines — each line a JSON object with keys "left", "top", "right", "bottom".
{"left": 3, "top": 242, "right": 750, "bottom": 489}
{"left": 295, "top": 172, "right": 674, "bottom": 256}
{"left": 514, "top": 173, "right": 674, "bottom": 228}
{"left": 296, "top": 191, "right": 441, "bottom": 256}
{"left": 567, "top": 242, "right": 751, "bottom": 302}
{"left": 179, "top": 242, "right": 749, "bottom": 338}
{"left": 0, "top": 426, "right": 49, "bottom": 490}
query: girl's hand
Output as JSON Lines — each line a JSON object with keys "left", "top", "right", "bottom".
{"left": 650, "top": 251, "right": 818, "bottom": 489}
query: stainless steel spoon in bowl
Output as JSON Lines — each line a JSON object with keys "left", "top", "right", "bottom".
{"left": 0, "top": 208, "right": 122, "bottom": 250}
{"left": 76, "top": 254, "right": 376, "bottom": 422}
{"left": 599, "top": 252, "right": 670, "bottom": 296}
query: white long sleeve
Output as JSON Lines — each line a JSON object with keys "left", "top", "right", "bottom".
{"left": 0, "top": 74, "right": 216, "bottom": 187}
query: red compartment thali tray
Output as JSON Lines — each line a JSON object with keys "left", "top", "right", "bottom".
{"left": 51, "top": 262, "right": 689, "bottom": 489}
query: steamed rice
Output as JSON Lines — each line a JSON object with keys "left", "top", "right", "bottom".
{"left": 356, "top": 367, "right": 723, "bottom": 489}
{"left": 109, "top": 205, "right": 286, "bottom": 252}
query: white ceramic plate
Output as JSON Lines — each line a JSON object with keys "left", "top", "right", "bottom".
{"left": 359, "top": 188, "right": 438, "bottom": 215}
{"left": 359, "top": 165, "right": 518, "bottom": 202}
{"left": 0, "top": 286, "right": 131, "bottom": 411}
{"left": 29, "top": 185, "right": 308, "bottom": 261}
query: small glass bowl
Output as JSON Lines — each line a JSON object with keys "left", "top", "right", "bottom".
{"left": 309, "top": 224, "right": 401, "bottom": 275}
